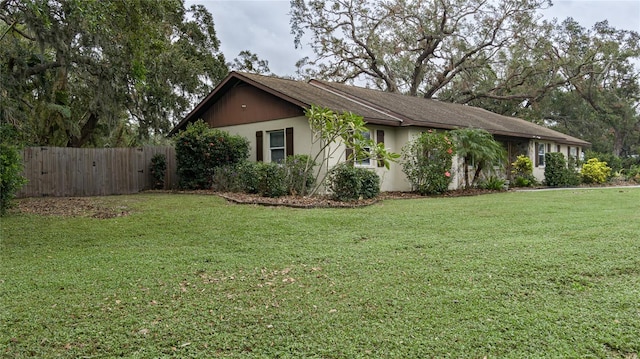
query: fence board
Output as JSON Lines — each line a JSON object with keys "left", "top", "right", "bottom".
{"left": 17, "top": 146, "right": 177, "bottom": 198}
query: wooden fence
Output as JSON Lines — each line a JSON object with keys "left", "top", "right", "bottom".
{"left": 17, "top": 146, "right": 177, "bottom": 198}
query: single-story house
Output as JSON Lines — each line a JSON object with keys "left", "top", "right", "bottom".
{"left": 170, "top": 71, "right": 590, "bottom": 191}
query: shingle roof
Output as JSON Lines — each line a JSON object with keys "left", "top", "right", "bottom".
{"left": 173, "top": 71, "right": 590, "bottom": 146}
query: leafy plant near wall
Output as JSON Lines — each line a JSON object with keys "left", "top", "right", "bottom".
{"left": 401, "top": 130, "right": 455, "bottom": 195}
{"left": 174, "top": 120, "right": 249, "bottom": 189}
{"left": 327, "top": 163, "right": 380, "bottom": 201}
{"left": 285, "top": 155, "right": 316, "bottom": 196}
{"left": 544, "top": 152, "right": 580, "bottom": 187}
{"left": 150, "top": 153, "right": 167, "bottom": 190}
{"left": 581, "top": 158, "right": 612, "bottom": 184}
{"left": 511, "top": 154, "right": 536, "bottom": 187}
{"left": 305, "top": 105, "right": 399, "bottom": 196}
{"left": 450, "top": 128, "right": 506, "bottom": 188}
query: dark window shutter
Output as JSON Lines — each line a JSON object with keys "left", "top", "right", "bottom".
{"left": 256, "top": 131, "right": 263, "bottom": 162}
{"left": 376, "top": 130, "right": 385, "bottom": 167}
{"left": 286, "top": 127, "right": 294, "bottom": 158}
{"left": 567, "top": 146, "right": 571, "bottom": 159}
{"left": 534, "top": 142, "right": 539, "bottom": 167}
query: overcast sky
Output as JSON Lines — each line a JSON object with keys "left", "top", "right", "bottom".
{"left": 186, "top": 0, "right": 640, "bottom": 77}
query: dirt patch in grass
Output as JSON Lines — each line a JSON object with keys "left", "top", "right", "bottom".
{"left": 14, "top": 197, "right": 131, "bottom": 218}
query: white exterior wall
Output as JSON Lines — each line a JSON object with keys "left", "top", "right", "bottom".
{"left": 530, "top": 141, "right": 583, "bottom": 183}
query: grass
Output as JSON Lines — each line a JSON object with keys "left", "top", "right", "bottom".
{"left": 1, "top": 188, "right": 639, "bottom": 358}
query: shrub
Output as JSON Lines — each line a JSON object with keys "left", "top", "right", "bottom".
{"left": 0, "top": 142, "right": 27, "bottom": 216}
{"left": 174, "top": 120, "right": 249, "bottom": 189}
{"left": 211, "top": 164, "right": 243, "bottom": 192}
{"left": 581, "top": 158, "right": 611, "bottom": 184}
{"left": 544, "top": 152, "right": 580, "bottom": 187}
{"left": 255, "top": 162, "right": 287, "bottom": 198}
{"left": 626, "top": 165, "right": 640, "bottom": 183}
{"left": 150, "top": 153, "right": 167, "bottom": 189}
{"left": 401, "top": 131, "right": 455, "bottom": 195}
{"left": 586, "top": 151, "right": 621, "bottom": 174}
{"left": 478, "top": 176, "right": 506, "bottom": 191}
{"left": 284, "top": 155, "right": 316, "bottom": 196}
{"left": 236, "top": 161, "right": 260, "bottom": 194}
{"left": 511, "top": 155, "right": 536, "bottom": 187}
{"left": 327, "top": 163, "right": 380, "bottom": 201}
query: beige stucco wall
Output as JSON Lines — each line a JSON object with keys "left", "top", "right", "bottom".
{"left": 217, "top": 118, "right": 584, "bottom": 191}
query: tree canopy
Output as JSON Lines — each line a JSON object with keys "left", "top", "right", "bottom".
{"left": 1, "top": 0, "right": 228, "bottom": 147}
{"left": 290, "top": 0, "right": 640, "bottom": 156}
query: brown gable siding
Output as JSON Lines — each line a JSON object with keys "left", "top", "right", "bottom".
{"left": 200, "top": 83, "right": 303, "bottom": 128}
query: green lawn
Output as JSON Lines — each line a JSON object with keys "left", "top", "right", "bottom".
{"left": 1, "top": 189, "right": 639, "bottom": 358}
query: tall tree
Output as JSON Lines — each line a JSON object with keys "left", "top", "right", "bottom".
{"left": 1, "top": 0, "right": 228, "bottom": 147}
{"left": 290, "top": 0, "right": 553, "bottom": 97}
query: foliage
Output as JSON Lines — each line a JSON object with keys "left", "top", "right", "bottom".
{"left": 1, "top": 0, "right": 228, "bottom": 147}
{"left": 510, "top": 155, "right": 536, "bottom": 187}
{"left": 581, "top": 158, "right": 612, "bottom": 184}
{"left": 327, "top": 163, "right": 380, "bottom": 201}
{"left": 252, "top": 162, "right": 287, "bottom": 198}
{"left": 149, "top": 153, "right": 167, "bottom": 190}
{"left": 478, "top": 176, "right": 507, "bottom": 191}
{"left": 0, "top": 143, "right": 27, "bottom": 216}
{"left": 450, "top": 128, "right": 506, "bottom": 188}
{"left": 305, "top": 105, "right": 399, "bottom": 195}
{"left": 213, "top": 157, "right": 315, "bottom": 197}
{"left": 229, "top": 50, "right": 271, "bottom": 74}
{"left": 290, "top": 1, "right": 640, "bottom": 157}
{"left": 174, "top": 120, "right": 249, "bottom": 189}
{"left": 401, "top": 130, "right": 455, "bottom": 195}
{"left": 544, "top": 152, "right": 580, "bottom": 187}
{"left": 626, "top": 165, "right": 640, "bottom": 183}
{"left": 284, "top": 155, "right": 316, "bottom": 196}
{"left": 585, "top": 151, "right": 622, "bottom": 174}
{"left": 3, "top": 190, "right": 640, "bottom": 357}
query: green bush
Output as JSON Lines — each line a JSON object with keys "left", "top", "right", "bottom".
{"left": 150, "top": 153, "right": 167, "bottom": 189}
{"left": 626, "top": 165, "right": 640, "bottom": 183}
{"left": 478, "top": 176, "right": 506, "bottom": 191}
{"left": 327, "top": 163, "right": 380, "bottom": 201}
{"left": 581, "top": 158, "right": 611, "bottom": 184}
{"left": 174, "top": 120, "right": 249, "bottom": 189}
{"left": 255, "top": 162, "right": 287, "bottom": 198}
{"left": 544, "top": 152, "right": 579, "bottom": 187}
{"left": 1, "top": 143, "right": 27, "bottom": 216}
{"left": 285, "top": 155, "right": 316, "bottom": 196}
{"left": 401, "top": 131, "right": 455, "bottom": 195}
{"left": 510, "top": 155, "right": 536, "bottom": 187}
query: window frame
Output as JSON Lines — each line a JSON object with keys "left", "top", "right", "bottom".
{"left": 268, "top": 129, "right": 285, "bottom": 163}
{"left": 537, "top": 142, "right": 546, "bottom": 167}
{"left": 354, "top": 130, "right": 373, "bottom": 167}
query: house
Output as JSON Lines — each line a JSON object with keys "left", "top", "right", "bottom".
{"left": 170, "top": 71, "right": 590, "bottom": 191}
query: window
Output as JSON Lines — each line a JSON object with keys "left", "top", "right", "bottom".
{"left": 354, "top": 130, "right": 372, "bottom": 166}
{"left": 537, "top": 143, "right": 545, "bottom": 167}
{"left": 269, "top": 130, "right": 285, "bottom": 163}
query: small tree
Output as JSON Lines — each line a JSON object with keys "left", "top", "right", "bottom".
{"left": 451, "top": 128, "right": 506, "bottom": 188}
{"left": 401, "top": 130, "right": 455, "bottom": 195}
{"left": 544, "top": 152, "right": 580, "bottom": 187}
{"left": 304, "top": 105, "right": 399, "bottom": 196}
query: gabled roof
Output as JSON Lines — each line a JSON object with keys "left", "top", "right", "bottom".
{"left": 171, "top": 71, "right": 590, "bottom": 146}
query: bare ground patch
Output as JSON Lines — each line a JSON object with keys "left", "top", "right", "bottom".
{"left": 14, "top": 197, "right": 131, "bottom": 218}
